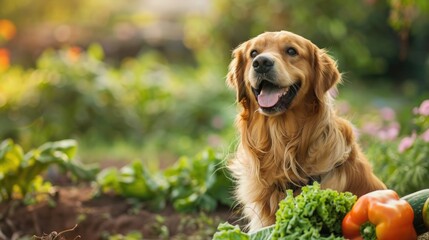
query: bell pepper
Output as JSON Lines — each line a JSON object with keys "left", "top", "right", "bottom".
{"left": 342, "top": 189, "right": 417, "bottom": 240}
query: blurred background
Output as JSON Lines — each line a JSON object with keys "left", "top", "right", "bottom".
{"left": 1, "top": 0, "right": 429, "bottom": 167}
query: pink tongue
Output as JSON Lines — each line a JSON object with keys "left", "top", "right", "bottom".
{"left": 257, "top": 88, "right": 284, "bottom": 108}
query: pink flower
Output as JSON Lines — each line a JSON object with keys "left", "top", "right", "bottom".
{"left": 417, "top": 100, "right": 429, "bottom": 116}
{"left": 380, "top": 107, "right": 396, "bottom": 121}
{"left": 398, "top": 132, "right": 416, "bottom": 153}
{"left": 361, "top": 122, "right": 381, "bottom": 135}
{"left": 421, "top": 129, "right": 429, "bottom": 142}
{"left": 377, "top": 122, "right": 400, "bottom": 141}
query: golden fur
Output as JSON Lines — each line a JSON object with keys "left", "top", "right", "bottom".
{"left": 227, "top": 31, "right": 386, "bottom": 231}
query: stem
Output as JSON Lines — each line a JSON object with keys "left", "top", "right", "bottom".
{"left": 360, "top": 221, "right": 377, "bottom": 240}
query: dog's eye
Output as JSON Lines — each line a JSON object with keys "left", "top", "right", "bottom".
{"left": 286, "top": 47, "right": 298, "bottom": 56}
{"left": 250, "top": 50, "right": 258, "bottom": 58}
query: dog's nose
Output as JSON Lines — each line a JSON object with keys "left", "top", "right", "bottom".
{"left": 252, "top": 56, "right": 274, "bottom": 73}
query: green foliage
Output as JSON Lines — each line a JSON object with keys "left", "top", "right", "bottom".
{"left": 105, "top": 231, "right": 143, "bottom": 240}
{"left": 97, "top": 160, "right": 168, "bottom": 210}
{"left": 96, "top": 148, "right": 234, "bottom": 212}
{"left": 369, "top": 139, "right": 429, "bottom": 196}
{"left": 3, "top": 1, "right": 429, "bottom": 162}
{"left": 0, "top": 45, "right": 234, "bottom": 160}
{"left": 176, "top": 212, "right": 225, "bottom": 239}
{"left": 184, "top": 0, "right": 429, "bottom": 91}
{"left": 164, "top": 149, "right": 233, "bottom": 212}
{"left": 186, "top": 0, "right": 385, "bottom": 73}
{"left": 151, "top": 215, "right": 169, "bottom": 239}
{"left": 271, "top": 183, "right": 355, "bottom": 240}
{"left": 0, "top": 139, "right": 97, "bottom": 204}
{"left": 212, "top": 223, "right": 249, "bottom": 240}
{"left": 367, "top": 100, "right": 429, "bottom": 196}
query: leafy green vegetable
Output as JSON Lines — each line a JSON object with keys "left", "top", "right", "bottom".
{"left": 96, "top": 148, "right": 234, "bottom": 212}
{"left": 212, "top": 183, "right": 356, "bottom": 240}
{"left": 212, "top": 222, "right": 249, "bottom": 240}
{"left": 249, "top": 225, "right": 274, "bottom": 240}
{"left": 97, "top": 160, "right": 169, "bottom": 210}
{"left": 164, "top": 148, "right": 233, "bottom": 212}
{"left": 212, "top": 223, "right": 274, "bottom": 240}
{"left": 0, "top": 138, "right": 97, "bottom": 204}
{"left": 271, "top": 182, "right": 356, "bottom": 240}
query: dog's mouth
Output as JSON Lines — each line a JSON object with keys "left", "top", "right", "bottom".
{"left": 252, "top": 80, "right": 301, "bottom": 114}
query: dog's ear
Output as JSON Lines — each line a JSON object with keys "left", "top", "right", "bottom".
{"left": 313, "top": 48, "right": 341, "bottom": 101}
{"left": 227, "top": 44, "right": 248, "bottom": 104}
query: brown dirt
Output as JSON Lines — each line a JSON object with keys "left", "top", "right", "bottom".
{"left": 0, "top": 186, "right": 240, "bottom": 240}
{"left": 2, "top": 187, "right": 428, "bottom": 240}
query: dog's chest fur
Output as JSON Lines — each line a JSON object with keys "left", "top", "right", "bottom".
{"left": 229, "top": 108, "right": 352, "bottom": 230}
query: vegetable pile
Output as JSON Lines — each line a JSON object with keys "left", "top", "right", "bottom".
{"left": 213, "top": 183, "right": 357, "bottom": 240}
{"left": 213, "top": 183, "right": 429, "bottom": 240}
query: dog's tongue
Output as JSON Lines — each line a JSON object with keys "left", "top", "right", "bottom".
{"left": 257, "top": 86, "right": 284, "bottom": 108}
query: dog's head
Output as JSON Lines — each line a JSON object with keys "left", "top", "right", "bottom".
{"left": 227, "top": 31, "right": 341, "bottom": 116}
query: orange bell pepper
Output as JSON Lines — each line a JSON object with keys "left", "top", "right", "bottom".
{"left": 342, "top": 189, "right": 417, "bottom": 240}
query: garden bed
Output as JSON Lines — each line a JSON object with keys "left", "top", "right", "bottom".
{"left": 0, "top": 186, "right": 239, "bottom": 240}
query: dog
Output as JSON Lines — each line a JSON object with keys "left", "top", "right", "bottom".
{"left": 226, "top": 31, "right": 386, "bottom": 231}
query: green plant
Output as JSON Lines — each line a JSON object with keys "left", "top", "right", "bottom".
{"left": 0, "top": 139, "right": 97, "bottom": 204}
{"left": 0, "top": 44, "right": 235, "bottom": 161}
{"left": 177, "top": 212, "right": 224, "bottom": 239}
{"left": 368, "top": 99, "right": 429, "bottom": 196}
{"left": 105, "top": 231, "right": 143, "bottom": 240}
{"left": 164, "top": 148, "right": 234, "bottom": 212}
{"left": 151, "top": 215, "right": 169, "bottom": 239}
{"left": 212, "top": 223, "right": 249, "bottom": 240}
{"left": 96, "top": 148, "right": 234, "bottom": 212}
{"left": 96, "top": 160, "right": 169, "bottom": 211}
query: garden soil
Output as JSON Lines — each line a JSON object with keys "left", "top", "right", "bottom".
{"left": 1, "top": 187, "right": 428, "bottom": 240}
{"left": 0, "top": 186, "right": 240, "bottom": 240}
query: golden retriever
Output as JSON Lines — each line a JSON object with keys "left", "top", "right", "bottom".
{"left": 226, "top": 31, "right": 386, "bottom": 231}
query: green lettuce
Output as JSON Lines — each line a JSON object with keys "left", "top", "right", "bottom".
{"left": 212, "top": 222, "right": 249, "bottom": 240}
{"left": 271, "top": 182, "right": 356, "bottom": 240}
{"left": 212, "top": 182, "right": 357, "bottom": 240}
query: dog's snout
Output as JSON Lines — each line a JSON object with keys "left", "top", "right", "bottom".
{"left": 252, "top": 56, "right": 274, "bottom": 73}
